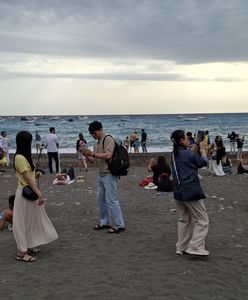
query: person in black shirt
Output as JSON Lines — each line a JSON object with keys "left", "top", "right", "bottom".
{"left": 141, "top": 129, "right": 147, "bottom": 153}
{"left": 227, "top": 131, "right": 237, "bottom": 155}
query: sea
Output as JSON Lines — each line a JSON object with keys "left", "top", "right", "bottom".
{"left": 1, "top": 113, "right": 248, "bottom": 153}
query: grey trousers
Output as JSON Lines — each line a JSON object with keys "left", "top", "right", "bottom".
{"left": 175, "top": 199, "right": 209, "bottom": 252}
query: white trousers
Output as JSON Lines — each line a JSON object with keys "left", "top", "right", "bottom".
{"left": 175, "top": 199, "right": 209, "bottom": 252}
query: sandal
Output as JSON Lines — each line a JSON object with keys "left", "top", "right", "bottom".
{"left": 16, "top": 253, "right": 36, "bottom": 262}
{"left": 94, "top": 224, "right": 112, "bottom": 230}
{"left": 108, "top": 227, "right": 126, "bottom": 234}
{"left": 27, "top": 248, "right": 41, "bottom": 254}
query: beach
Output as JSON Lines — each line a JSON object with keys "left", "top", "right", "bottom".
{"left": 0, "top": 153, "right": 248, "bottom": 300}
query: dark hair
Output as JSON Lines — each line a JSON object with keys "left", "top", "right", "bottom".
{"left": 157, "top": 156, "right": 170, "bottom": 170}
{"left": 8, "top": 195, "right": 15, "bottom": 210}
{"left": 171, "top": 130, "right": 186, "bottom": 154}
{"left": 50, "top": 127, "right": 55, "bottom": 133}
{"left": 88, "top": 121, "right": 102, "bottom": 133}
{"left": 14, "top": 131, "right": 35, "bottom": 171}
{"left": 215, "top": 135, "right": 224, "bottom": 148}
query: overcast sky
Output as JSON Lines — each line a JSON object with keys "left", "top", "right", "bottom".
{"left": 1, "top": 0, "right": 248, "bottom": 115}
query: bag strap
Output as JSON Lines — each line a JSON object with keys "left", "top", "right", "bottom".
{"left": 171, "top": 153, "right": 181, "bottom": 185}
{"left": 102, "top": 135, "right": 115, "bottom": 148}
{"left": 102, "top": 135, "right": 116, "bottom": 165}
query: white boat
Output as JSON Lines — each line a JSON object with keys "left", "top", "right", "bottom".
{"left": 25, "top": 116, "right": 37, "bottom": 123}
{"left": 20, "top": 116, "right": 37, "bottom": 122}
{"left": 182, "top": 117, "right": 200, "bottom": 121}
{"left": 79, "top": 115, "right": 88, "bottom": 120}
{"left": 120, "top": 116, "right": 130, "bottom": 122}
{"left": 0, "top": 117, "right": 6, "bottom": 123}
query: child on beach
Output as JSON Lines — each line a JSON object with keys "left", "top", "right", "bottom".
{"left": 0, "top": 195, "right": 15, "bottom": 231}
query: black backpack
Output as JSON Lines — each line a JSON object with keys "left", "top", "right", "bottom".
{"left": 103, "top": 135, "right": 130, "bottom": 176}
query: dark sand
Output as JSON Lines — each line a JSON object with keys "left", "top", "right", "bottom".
{"left": 0, "top": 153, "right": 248, "bottom": 299}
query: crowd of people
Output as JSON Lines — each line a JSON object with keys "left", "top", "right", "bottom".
{"left": 0, "top": 123, "right": 247, "bottom": 262}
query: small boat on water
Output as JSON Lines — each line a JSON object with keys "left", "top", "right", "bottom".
{"left": 20, "top": 116, "right": 37, "bottom": 123}
{"left": 78, "top": 115, "right": 88, "bottom": 120}
{"left": 0, "top": 117, "right": 6, "bottom": 123}
{"left": 120, "top": 116, "right": 130, "bottom": 122}
{"left": 182, "top": 117, "right": 200, "bottom": 121}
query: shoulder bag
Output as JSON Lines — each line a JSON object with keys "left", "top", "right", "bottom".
{"left": 22, "top": 186, "right": 38, "bottom": 201}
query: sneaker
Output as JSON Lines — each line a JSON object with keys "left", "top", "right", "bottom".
{"left": 185, "top": 248, "right": 209, "bottom": 256}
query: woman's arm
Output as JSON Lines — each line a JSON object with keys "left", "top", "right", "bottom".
{"left": 147, "top": 158, "right": 155, "bottom": 172}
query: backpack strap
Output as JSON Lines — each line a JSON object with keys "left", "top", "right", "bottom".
{"left": 102, "top": 135, "right": 116, "bottom": 164}
{"left": 102, "top": 135, "right": 116, "bottom": 152}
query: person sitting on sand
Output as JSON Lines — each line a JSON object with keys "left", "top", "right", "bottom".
{"left": 221, "top": 155, "right": 232, "bottom": 174}
{"left": 147, "top": 156, "right": 173, "bottom": 192}
{"left": 0, "top": 195, "right": 15, "bottom": 231}
{"left": 53, "top": 167, "right": 75, "bottom": 185}
{"left": 237, "top": 153, "right": 248, "bottom": 174}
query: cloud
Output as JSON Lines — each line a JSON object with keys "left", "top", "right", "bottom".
{"left": 0, "top": 70, "right": 244, "bottom": 82}
{"left": 0, "top": 0, "right": 248, "bottom": 63}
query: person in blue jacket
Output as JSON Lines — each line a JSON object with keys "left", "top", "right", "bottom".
{"left": 171, "top": 129, "right": 209, "bottom": 257}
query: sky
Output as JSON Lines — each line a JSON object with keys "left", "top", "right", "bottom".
{"left": 0, "top": 0, "right": 248, "bottom": 115}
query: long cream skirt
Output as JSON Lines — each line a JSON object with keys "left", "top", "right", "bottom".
{"left": 13, "top": 187, "right": 58, "bottom": 252}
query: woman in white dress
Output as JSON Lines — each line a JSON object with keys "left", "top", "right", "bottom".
{"left": 13, "top": 131, "right": 58, "bottom": 262}
{"left": 207, "top": 135, "right": 226, "bottom": 176}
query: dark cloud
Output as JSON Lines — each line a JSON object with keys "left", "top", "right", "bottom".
{"left": 0, "top": 0, "right": 248, "bottom": 63}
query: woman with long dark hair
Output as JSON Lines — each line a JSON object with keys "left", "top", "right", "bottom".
{"left": 147, "top": 155, "right": 173, "bottom": 192}
{"left": 207, "top": 135, "right": 226, "bottom": 176}
{"left": 76, "top": 132, "right": 88, "bottom": 171}
{"left": 171, "top": 130, "right": 209, "bottom": 256}
{"left": 13, "top": 131, "right": 58, "bottom": 262}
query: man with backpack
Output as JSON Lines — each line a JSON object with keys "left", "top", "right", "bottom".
{"left": 83, "top": 121, "right": 125, "bottom": 234}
